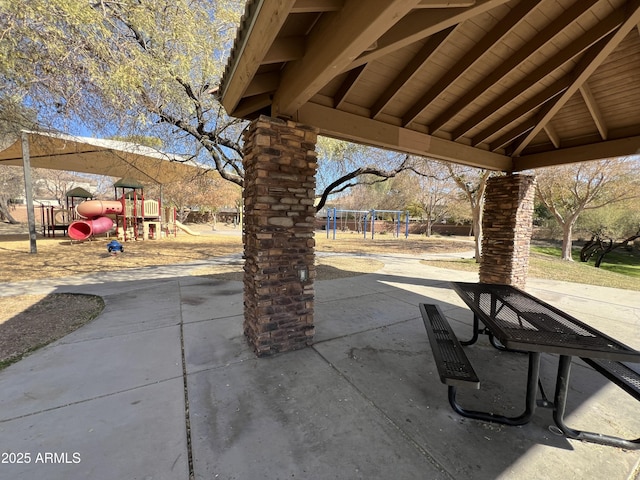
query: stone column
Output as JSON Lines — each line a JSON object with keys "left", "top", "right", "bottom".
{"left": 480, "top": 174, "right": 536, "bottom": 289}
{"left": 242, "top": 116, "right": 318, "bottom": 356}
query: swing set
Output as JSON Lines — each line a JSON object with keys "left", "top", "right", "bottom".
{"left": 325, "top": 207, "right": 409, "bottom": 240}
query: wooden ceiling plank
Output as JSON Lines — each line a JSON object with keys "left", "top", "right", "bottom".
{"left": 296, "top": 102, "right": 512, "bottom": 170}
{"left": 514, "top": 135, "right": 640, "bottom": 171}
{"left": 448, "top": 9, "right": 622, "bottom": 140}
{"left": 402, "top": 0, "right": 541, "bottom": 127}
{"left": 291, "top": 0, "right": 343, "bottom": 14}
{"left": 263, "top": 37, "right": 305, "bottom": 64}
{"left": 272, "top": 0, "right": 421, "bottom": 118}
{"left": 346, "top": 0, "right": 511, "bottom": 72}
{"left": 579, "top": 82, "right": 608, "bottom": 140}
{"left": 429, "top": 0, "right": 601, "bottom": 135}
{"left": 371, "top": 27, "right": 455, "bottom": 119}
{"left": 471, "top": 78, "right": 570, "bottom": 146}
{"left": 512, "top": 0, "right": 640, "bottom": 156}
{"left": 334, "top": 65, "right": 368, "bottom": 109}
{"left": 220, "top": 0, "right": 298, "bottom": 115}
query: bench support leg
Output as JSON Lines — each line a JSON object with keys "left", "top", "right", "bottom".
{"left": 448, "top": 352, "right": 541, "bottom": 426}
{"left": 552, "top": 355, "right": 640, "bottom": 449}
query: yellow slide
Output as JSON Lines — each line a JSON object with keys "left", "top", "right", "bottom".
{"left": 175, "top": 221, "right": 201, "bottom": 236}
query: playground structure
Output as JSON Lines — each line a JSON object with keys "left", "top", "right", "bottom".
{"left": 325, "top": 208, "right": 409, "bottom": 240}
{"left": 39, "top": 187, "right": 93, "bottom": 238}
{"left": 41, "top": 179, "right": 184, "bottom": 242}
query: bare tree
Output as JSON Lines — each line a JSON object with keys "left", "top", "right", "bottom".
{"left": 406, "top": 159, "right": 459, "bottom": 236}
{"left": 446, "top": 165, "right": 491, "bottom": 261}
{"left": 536, "top": 158, "right": 640, "bottom": 260}
{"left": 1, "top": 0, "right": 415, "bottom": 210}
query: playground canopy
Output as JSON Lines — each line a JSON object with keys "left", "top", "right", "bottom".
{"left": 0, "top": 130, "right": 211, "bottom": 185}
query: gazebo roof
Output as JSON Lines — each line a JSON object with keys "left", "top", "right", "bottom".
{"left": 219, "top": 0, "right": 640, "bottom": 172}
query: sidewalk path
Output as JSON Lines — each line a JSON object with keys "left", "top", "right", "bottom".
{"left": 0, "top": 253, "right": 638, "bottom": 479}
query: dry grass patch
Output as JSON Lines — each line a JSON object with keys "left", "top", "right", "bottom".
{"left": 0, "top": 293, "right": 104, "bottom": 367}
{"left": 0, "top": 231, "right": 243, "bottom": 282}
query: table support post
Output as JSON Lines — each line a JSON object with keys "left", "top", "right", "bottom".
{"left": 552, "top": 355, "right": 640, "bottom": 449}
{"left": 448, "top": 352, "right": 540, "bottom": 426}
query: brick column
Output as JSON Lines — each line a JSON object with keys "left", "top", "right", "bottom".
{"left": 480, "top": 174, "right": 536, "bottom": 289}
{"left": 242, "top": 116, "right": 318, "bottom": 356}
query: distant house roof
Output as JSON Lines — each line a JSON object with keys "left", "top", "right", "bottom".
{"left": 65, "top": 187, "right": 93, "bottom": 198}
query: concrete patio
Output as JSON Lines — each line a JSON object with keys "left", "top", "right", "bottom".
{"left": 0, "top": 252, "right": 638, "bottom": 479}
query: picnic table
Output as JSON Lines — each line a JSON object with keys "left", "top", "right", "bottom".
{"left": 420, "top": 282, "right": 640, "bottom": 449}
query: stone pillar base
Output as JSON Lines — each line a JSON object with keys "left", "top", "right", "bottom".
{"left": 480, "top": 174, "right": 536, "bottom": 289}
{"left": 242, "top": 116, "right": 318, "bottom": 356}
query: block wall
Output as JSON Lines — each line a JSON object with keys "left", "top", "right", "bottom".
{"left": 242, "top": 116, "right": 318, "bottom": 356}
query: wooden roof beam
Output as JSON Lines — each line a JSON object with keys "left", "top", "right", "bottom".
{"left": 471, "top": 78, "right": 570, "bottom": 147}
{"left": 580, "top": 82, "right": 608, "bottom": 140}
{"left": 263, "top": 37, "right": 305, "bottom": 64}
{"left": 402, "top": 0, "right": 541, "bottom": 127}
{"left": 334, "top": 65, "right": 368, "bottom": 109}
{"left": 448, "top": 9, "right": 622, "bottom": 141}
{"left": 514, "top": 135, "right": 640, "bottom": 171}
{"left": 291, "top": 0, "right": 343, "bottom": 14}
{"left": 371, "top": 26, "right": 455, "bottom": 119}
{"left": 272, "top": 0, "right": 421, "bottom": 118}
{"left": 512, "top": 0, "right": 640, "bottom": 156}
{"left": 346, "top": 0, "right": 510, "bottom": 71}
{"left": 296, "top": 102, "right": 512, "bottom": 171}
{"left": 220, "top": 0, "right": 298, "bottom": 115}
{"left": 544, "top": 123, "right": 561, "bottom": 148}
{"left": 417, "top": 0, "right": 476, "bottom": 6}
{"left": 429, "top": 0, "right": 600, "bottom": 135}
{"left": 244, "top": 72, "right": 280, "bottom": 97}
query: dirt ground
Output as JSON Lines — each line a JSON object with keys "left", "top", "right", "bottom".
{"left": 0, "top": 221, "right": 474, "bottom": 366}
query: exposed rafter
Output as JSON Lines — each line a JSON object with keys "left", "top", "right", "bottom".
{"left": 512, "top": 0, "right": 640, "bottom": 156}
{"left": 448, "top": 8, "right": 622, "bottom": 141}
{"left": 580, "top": 82, "right": 608, "bottom": 140}
{"left": 220, "top": 0, "right": 640, "bottom": 173}
{"left": 372, "top": 26, "right": 455, "bottom": 120}
{"left": 401, "top": 0, "right": 540, "bottom": 127}
{"left": 345, "top": 0, "right": 510, "bottom": 72}
{"left": 429, "top": 0, "right": 601, "bottom": 135}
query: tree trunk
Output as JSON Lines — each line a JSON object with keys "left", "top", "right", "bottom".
{"left": 561, "top": 223, "right": 574, "bottom": 260}
{"left": 0, "top": 200, "right": 19, "bottom": 224}
{"left": 472, "top": 205, "right": 482, "bottom": 262}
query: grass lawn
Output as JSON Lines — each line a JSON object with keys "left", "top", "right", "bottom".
{"left": 422, "top": 244, "right": 640, "bottom": 292}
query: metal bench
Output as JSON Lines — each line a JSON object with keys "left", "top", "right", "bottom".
{"left": 419, "top": 303, "right": 479, "bottom": 389}
{"left": 580, "top": 358, "right": 640, "bottom": 401}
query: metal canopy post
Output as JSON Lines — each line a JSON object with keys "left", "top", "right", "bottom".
{"left": 21, "top": 132, "right": 37, "bottom": 254}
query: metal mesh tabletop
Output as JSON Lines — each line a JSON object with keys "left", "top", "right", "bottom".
{"left": 451, "top": 282, "right": 640, "bottom": 362}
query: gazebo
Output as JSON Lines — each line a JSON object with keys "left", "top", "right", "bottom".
{"left": 218, "top": 0, "right": 640, "bottom": 356}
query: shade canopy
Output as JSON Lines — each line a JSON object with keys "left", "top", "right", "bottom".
{"left": 0, "top": 130, "right": 211, "bottom": 184}
{"left": 219, "top": 0, "right": 640, "bottom": 172}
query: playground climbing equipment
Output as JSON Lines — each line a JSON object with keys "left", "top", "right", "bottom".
{"left": 325, "top": 208, "right": 409, "bottom": 240}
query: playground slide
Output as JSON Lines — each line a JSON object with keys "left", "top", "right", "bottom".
{"left": 76, "top": 200, "right": 123, "bottom": 217}
{"left": 68, "top": 216, "right": 115, "bottom": 240}
{"left": 175, "top": 221, "right": 200, "bottom": 236}
{"left": 68, "top": 200, "right": 123, "bottom": 241}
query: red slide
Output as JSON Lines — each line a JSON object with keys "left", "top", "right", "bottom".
{"left": 68, "top": 200, "right": 123, "bottom": 241}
